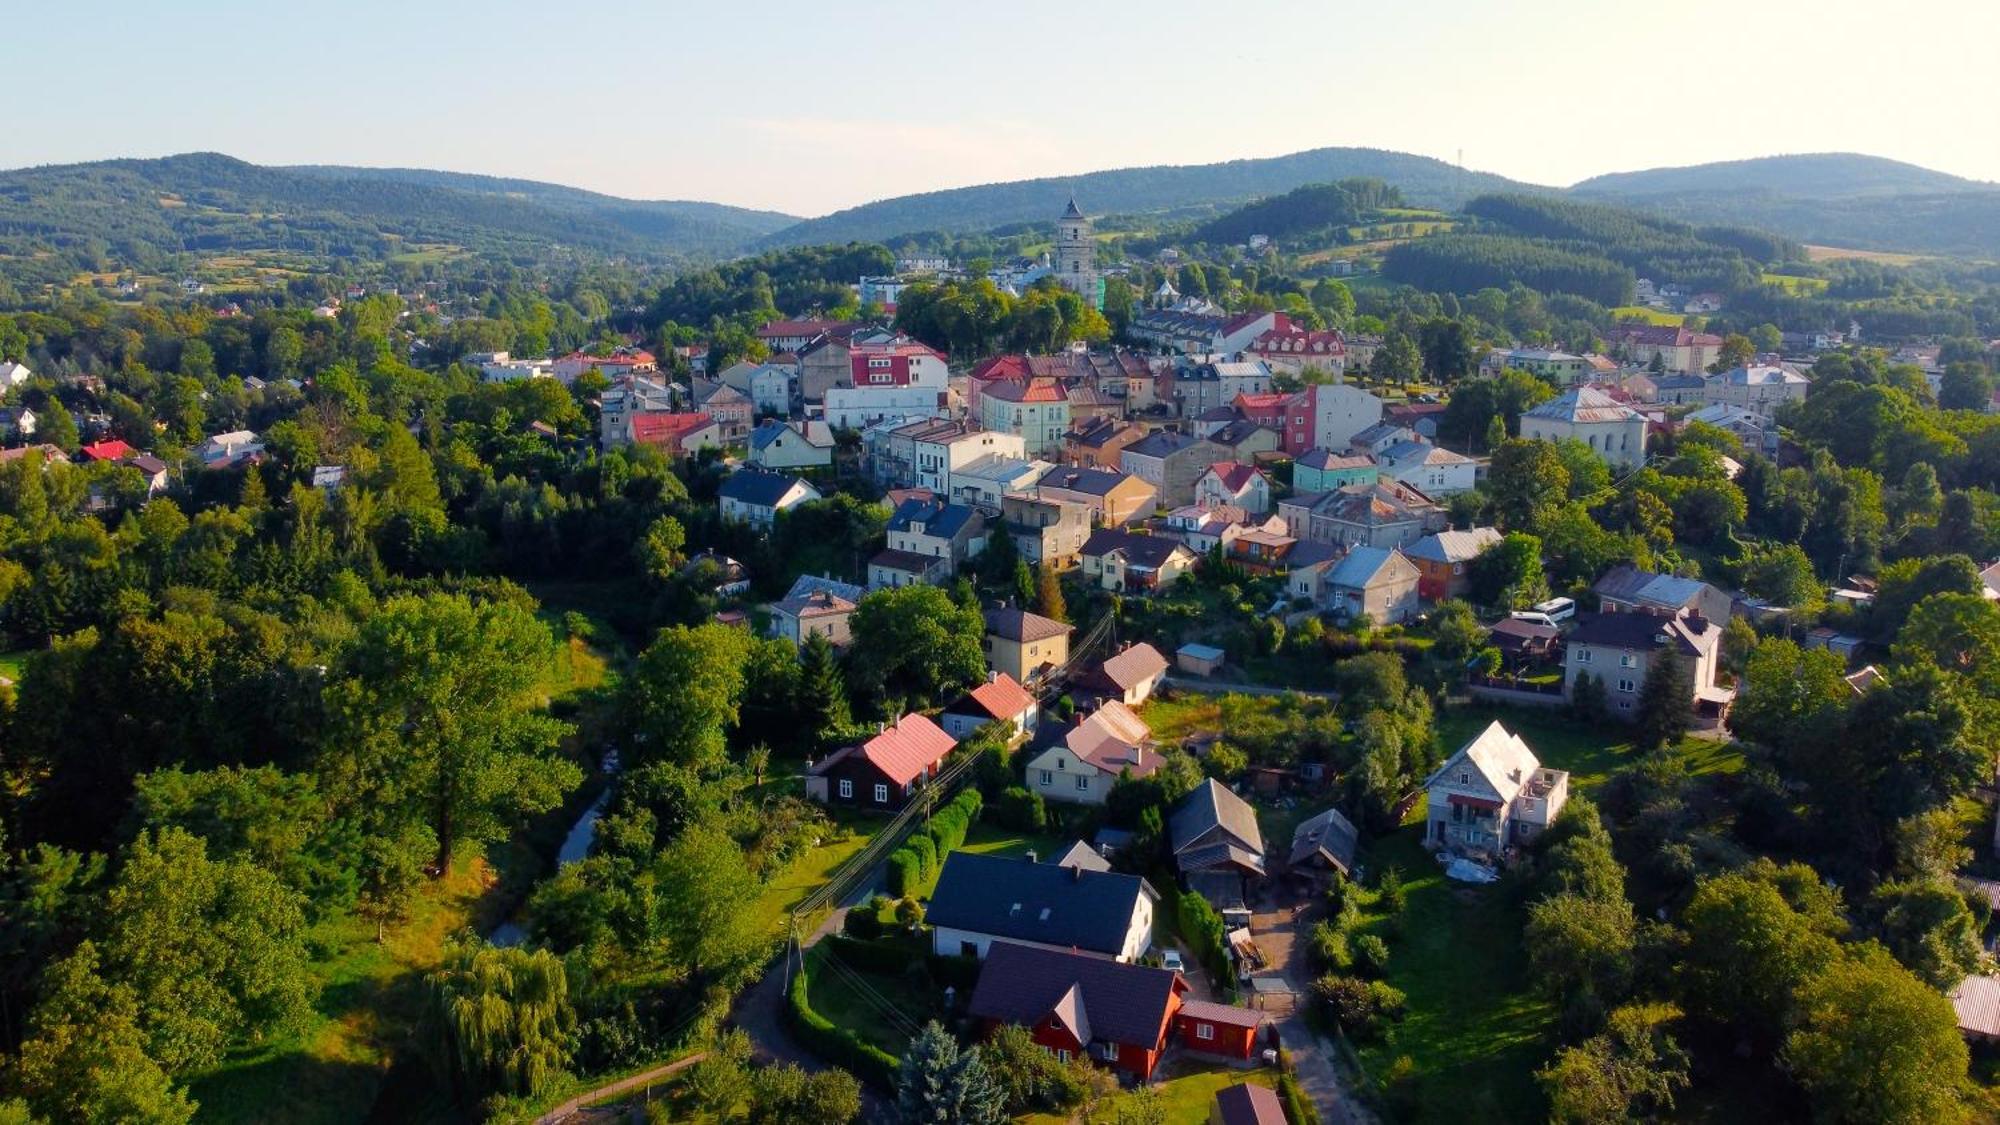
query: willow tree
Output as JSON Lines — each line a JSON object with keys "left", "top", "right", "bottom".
{"left": 424, "top": 940, "right": 575, "bottom": 1100}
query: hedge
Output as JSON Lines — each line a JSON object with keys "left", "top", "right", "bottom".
{"left": 1277, "top": 1072, "right": 1320, "bottom": 1125}
{"left": 1176, "top": 887, "right": 1233, "bottom": 993}
{"left": 994, "top": 786, "right": 1046, "bottom": 831}
{"left": 906, "top": 833, "right": 938, "bottom": 879}
{"left": 786, "top": 952, "right": 900, "bottom": 1088}
{"left": 825, "top": 935, "right": 981, "bottom": 991}
{"left": 886, "top": 848, "right": 922, "bottom": 897}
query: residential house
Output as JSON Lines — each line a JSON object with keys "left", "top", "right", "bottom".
{"left": 932, "top": 854, "right": 1157, "bottom": 962}
{"left": 1062, "top": 416, "right": 1148, "bottom": 469}
{"left": 78, "top": 439, "right": 138, "bottom": 463}
{"left": 1323, "top": 546, "right": 1421, "bottom": 623}
{"left": 1232, "top": 391, "right": 1291, "bottom": 431}
{"left": 1037, "top": 466, "right": 1158, "bottom": 527}
{"left": 1001, "top": 494, "right": 1092, "bottom": 569}
{"left": 867, "top": 548, "right": 950, "bottom": 589}
{"left": 1127, "top": 308, "right": 1278, "bottom": 355}
{"left": 966, "top": 942, "right": 1185, "bottom": 1080}
{"left": 984, "top": 606, "right": 1073, "bottom": 684}
{"left": 1164, "top": 504, "right": 1251, "bottom": 555}
{"left": 1683, "top": 403, "right": 1779, "bottom": 457}
{"left": 1205, "top": 420, "right": 1282, "bottom": 465}
{"left": 1066, "top": 385, "right": 1122, "bottom": 429}
{"left": 552, "top": 347, "right": 657, "bottom": 382}
{"left": 1348, "top": 421, "right": 1418, "bottom": 458}
{"left": 822, "top": 384, "right": 949, "bottom": 431}
{"left": 691, "top": 381, "right": 755, "bottom": 441}
{"left": 1171, "top": 779, "right": 1266, "bottom": 920}
{"left": 717, "top": 470, "right": 820, "bottom": 530}
{"left": 1563, "top": 611, "right": 1730, "bottom": 723}
{"left": 1281, "top": 540, "right": 1344, "bottom": 604}
{"left": 768, "top": 575, "right": 864, "bottom": 648}
{"left": 1653, "top": 372, "right": 1709, "bottom": 406}
{"left": 1606, "top": 324, "right": 1725, "bottom": 375}
{"left": 1494, "top": 348, "right": 1590, "bottom": 386}
{"left": 1282, "top": 382, "right": 1384, "bottom": 455}
{"left": 1293, "top": 449, "right": 1379, "bottom": 493}
{"left": 629, "top": 412, "right": 721, "bottom": 457}
{"left": 198, "top": 429, "right": 262, "bottom": 466}
{"left": 720, "top": 359, "right": 797, "bottom": 415}
{"left": 884, "top": 497, "right": 987, "bottom": 577}
{"left": 1245, "top": 320, "right": 1346, "bottom": 376}
{"left": 1490, "top": 617, "right": 1560, "bottom": 668}
{"left": 1592, "top": 564, "right": 1733, "bottom": 623}
{"left": 1279, "top": 481, "right": 1444, "bottom": 549}
{"left": 1375, "top": 440, "right": 1477, "bottom": 496}
{"left": 599, "top": 376, "right": 680, "bottom": 447}
{"left": 1194, "top": 462, "right": 1272, "bottom": 514}
{"left": 939, "top": 672, "right": 1040, "bottom": 744}
{"left": 0, "top": 361, "right": 30, "bottom": 388}
{"left": 979, "top": 378, "right": 1072, "bottom": 456}
{"left": 867, "top": 419, "right": 1026, "bottom": 494}
{"left": 1288, "top": 806, "right": 1361, "bottom": 878}
{"left": 747, "top": 419, "right": 834, "bottom": 471}
{"left": 755, "top": 318, "right": 855, "bottom": 355}
{"left": 1084, "top": 643, "right": 1170, "bottom": 707}
{"left": 1122, "top": 431, "right": 1229, "bottom": 508}
{"left": 1026, "top": 702, "right": 1163, "bottom": 807}
{"left": 1703, "top": 364, "right": 1809, "bottom": 418}
{"left": 807, "top": 712, "right": 956, "bottom": 810}
{"left": 1176, "top": 361, "right": 1273, "bottom": 420}
{"left": 1080, "top": 529, "right": 1198, "bottom": 594}
{"left": 1404, "top": 527, "right": 1504, "bottom": 601}
{"left": 1520, "top": 387, "right": 1648, "bottom": 471}
{"left": 948, "top": 454, "right": 1051, "bottom": 509}
{"left": 849, "top": 337, "right": 950, "bottom": 389}
{"left": 127, "top": 454, "right": 170, "bottom": 495}
{"left": 1423, "top": 721, "right": 1570, "bottom": 856}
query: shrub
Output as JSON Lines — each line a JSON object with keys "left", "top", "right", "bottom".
{"left": 1325, "top": 873, "right": 1355, "bottom": 914}
{"left": 1278, "top": 1072, "right": 1320, "bottom": 1125}
{"left": 1382, "top": 1055, "right": 1421, "bottom": 1121}
{"left": 844, "top": 907, "right": 883, "bottom": 939}
{"left": 1177, "top": 889, "right": 1233, "bottom": 988}
{"left": 1311, "top": 974, "right": 1406, "bottom": 1041}
{"left": 995, "top": 786, "right": 1047, "bottom": 832}
{"left": 786, "top": 955, "right": 899, "bottom": 1087}
{"left": 1309, "top": 920, "right": 1351, "bottom": 974}
{"left": 896, "top": 897, "right": 925, "bottom": 930}
{"left": 905, "top": 833, "right": 938, "bottom": 879}
{"left": 1352, "top": 934, "right": 1391, "bottom": 979}
{"left": 1377, "top": 866, "right": 1406, "bottom": 913}
{"left": 886, "top": 848, "right": 922, "bottom": 897}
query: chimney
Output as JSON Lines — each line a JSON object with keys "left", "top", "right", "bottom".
{"left": 1026, "top": 850, "right": 1038, "bottom": 865}
{"left": 1072, "top": 864, "right": 1083, "bottom": 882}
{"left": 1685, "top": 611, "right": 1708, "bottom": 635}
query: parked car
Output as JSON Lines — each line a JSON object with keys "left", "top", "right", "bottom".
{"left": 1161, "top": 948, "right": 1185, "bottom": 973}
{"left": 1530, "top": 596, "right": 1576, "bottom": 623}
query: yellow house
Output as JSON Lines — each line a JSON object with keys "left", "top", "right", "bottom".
{"left": 983, "top": 606, "right": 1073, "bottom": 684}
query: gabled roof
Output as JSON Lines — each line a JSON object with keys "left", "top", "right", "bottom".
{"left": 1209, "top": 420, "right": 1275, "bottom": 448}
{"left": 1289, "top": 806, "right": 1360, "bottom": 875}
{"left": 1097, "top": 643, "right": 1169, "bottom": 692}
{"left": 967, "top": 941, "right": 1183, "bottom": 1047}
{"left": 984, "top": 606, "right": 1073, "bottom": 643}
{"left": 1426, "top": 720, "right": 1544, "bottom": 805}
{"left": 1052, "top": 841, "right": 1112, "bottom": 872}
{"left": 1405, "top": 527, "right": 1503, "bottom": 565}
{"left": 1523, "top": 386, "right": 1643, "bottom": 424}
{"left": 1170, "top": 779, "right": 1265, "bottom": 862}
{"left": 888, "top": 497, "right": 979, "bottom": 540}
{"left": 1213, "top": 1083, "right": 1287, "bottom": 1125}
{"left": 846, "top": 713, "right": 956, "bottom": 786}
{"left": 749, "top": 419, "right": 833, "bottom": 451}
{"left": 1081, "top": 529, "right": 1192, "bottom": 570}
{"left": 985, "top": 377, "right": 1066, "bottom": 404}
{"left": 718, "top": 469, "right": 812, "bottom": 508}
{"left": 782, "top": 573, "right": 865, "bottom": 605}
{"left": 929, "top": 854, "right": 1154, "bottom": 957}
{"left": 1297, "top": 449, "right": 1376, "bottom": 472}
{"left": 1125, "top": 430, "right": 1200, "bottom": 459}
{"left": 1039, "top": 466, "right": 1142, "bottom": 498}
{"left": 951, "top": 673, "right": 1036, "bottom": 722}
{"left": 79, "top": 439, "right": 138, "bottom": 462}
{"left": 1327, "top": 546, "right": 1415, "bottom": 590}
{"left": 629, "top": 412, "right": 714, "bottom": 444}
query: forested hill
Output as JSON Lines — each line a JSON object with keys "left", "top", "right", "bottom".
{"left": 0, "top": 153, "right": 799, "bottom": 282}
{"left": 756, "top": 147, "right": 1534, "bottom": 248}
{"left": 1570, "top": 153, "right": 2000, "bottom": 259}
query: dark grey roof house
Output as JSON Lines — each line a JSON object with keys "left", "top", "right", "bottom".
{"left": 927, "top": 851, "right": 1157, "bottom": 961}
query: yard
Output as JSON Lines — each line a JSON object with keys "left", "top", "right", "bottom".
{"left": 1607, "top": 305, "right": 1685, "bottom": 326}
{"left": 802, "top": 942, "right": 945, "bottom": 1058}
{"left": 1433, "top": 704, "right": 1742, "bottom": 792}
{"left": 0, "top": 648, "right": 28, "bottom": 682}
{"left": 911, "top": 817, "right": 1071, "bottom": 899}
{"left": 1016, "top": 1060, "right": 1278, "bottom": 1124}
{"left": 745, "top": 813, "right": 877, "bottom": 939}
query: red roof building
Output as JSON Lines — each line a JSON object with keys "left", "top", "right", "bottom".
{"left": 969, "top": 941, "right": 1188, "bottom": 1080}
{"left": 809, "top": 713, "right": 957, "bottom": 810}
{"left": 1232, "top": 392, "right": 1290, "bottom": 429}
{"left": 628, "top": 411, "right": 718, "bottom": 456}
{"left": 1175, "top": 999, "right": 1269, "bottom": 1063}
{"left": 79, "top": 439, "right": 139, "bottom": 462}
{"left": 983, "top": 377, "right": 1066, "bottom": 403}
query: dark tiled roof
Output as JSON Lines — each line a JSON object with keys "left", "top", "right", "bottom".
{"left": 1213, "top": 1083, "right": 1287, "bottom": 1125}
{"left": 1170, "top": 779, "right": 1265, "bottom": 861}
{"left": 1081, "top": 529, "right": 1189, "bottom": 570}
{"left": 1040, "top": 466, "right": 1136, "bottom": 497}
{"left": 1125, "top": 430, "right": 1199, "bottom": 459}
{"left": 967, "top": 941, "right": 1182, "bottom": 1046}
{"left": 1289, "top": 807, "right": 1359, "bottom": 874}
{"left": 888, "top": 497, "right": 979, "bottom": 540}
{"left": 984, "top": 606, "right": 1073, "bottom": 642}
{"left": 718, "top": 469, "right": 809, "bottom": 508}
{"left": 1566, "top": 611, "right": 1697, "bottom": 655}
{"left": 929, "top": 853, "right": 1153, "bottom": 956}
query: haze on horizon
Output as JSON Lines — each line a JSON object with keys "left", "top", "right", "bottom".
{"left": 8, "top": 0, "right": 1997, "bottom": 217}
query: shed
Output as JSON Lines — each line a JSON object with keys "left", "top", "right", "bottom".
{"left": 1175, "top": 999, "right": 1268, "bottom": 1061}
{"left": 1177, "top": 642, "right": 1227, "bottom": 677}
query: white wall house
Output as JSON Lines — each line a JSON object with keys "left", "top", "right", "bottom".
{"left": 1423, "top": 720, "right": 1570, "bottom": 858}
{"left": 1519, "top": 387, "right": 1648, "bottom": 471}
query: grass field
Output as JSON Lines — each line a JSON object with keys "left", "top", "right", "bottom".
{"left": 1804, "top": 244, "right": 1928, "bottom": 265}
{"left": 0, "top": 648, "right": 29, "bottom": 682}
{"left": 1017, "top": 1061, "right": 1277, "bottom": 1124}
{"left": 803, "top": 943, "right": 943, "bottom": 1057}
{"left": 746, "top": 817, "right": 876, "bottom": 939}
{"left": 1608, "top": 305, "right": 1685, "bottom": 326}
{"left": 1434, "top": 705, "right": 1740, "bottom": 792}
{"left": 1762, "top": 273, "right": 1829, "bottom": 295}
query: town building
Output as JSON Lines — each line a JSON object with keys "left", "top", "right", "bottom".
{"left": 628, "top": 412, "right": 721, "bottom": 457}
{"left": 807, "top": 712, "right": 957, "bottom": 811}
{"left": 1404, "top": 527, "right": 1503, "bottom": 601}
{"left": 716, "top": 470, "right": 819, "bottom": 529}
{"left": 883, "top": 497, "right": 987, "bottom": 577}
{"left": 1423, "top": 721, "right": 1570, "bottom": 857}
{"left": 966, "top": 942, "right": 1184, "bottom": 1080}
{"left": 1121, "top": 431, "right": 1230, "bottom": 508}
{"left": 939, "top": 672, "right": 1040, "bottom": 744}
{"left": 1563, "top": 611, "right": 1730, "bottom": 724}
{"left": 1053, "top": 198, "right": 1101, "bottom": 308}
{"left": 1293, "top": 449, "right": 1379, "bottom": 493}
{"left": 1702, "top": 364, "right": 1809, "bottom": 418}
{"left": 1282, "top": 383, "right": 1385, "bottom": 455}
{"left": 932, "top": 854, "right": 1155, "bottom": 962}
{"left": 747, "top": 419, "right": 835, "bottom": 471}
{"left": 979, "top": 378, "right": 1072, "bottom": 456}
{"left": 1083, "top": 643, "right": 1170, "bottom": 706}
{"left": 1079, "top": 529, "right": 1198, "bottom": 594}
{"left": 768, "top": 575, "right": 861, "bottom": 648}
{"left": 1520, "top": 387, "right": 1648, "bottom": 471}
{"left": 1001, "top": 494, "right": 1093, "bottom": 569}
{"left": 1606, "top": 324, "right": 1724, "bottom": 375}
{"left": 984, "top": 606, "right": 1073, "bottom": 684}
{"left": 1278, "top": 480, "right": 1445, "bottom": 549}
{"left": 1037, "top": 466, "right": 1158, "bottom": 527}
{"left": 1171, "top": 779, "right": 1265, "bottom": 923}
{"left": 1374, "top": 440, "right": 1478, "bottom": 496}
{"left": 1025, "top": 701, "right": 1162, "bottom": 807}
{"left": 1592, "top": 565, "right": 1734, "bottom": 623}
{"left": 1322, "top": 546, "right": 1422, "bottom": 623}
{"left": 1194, "top": 462, "right": 1272, "bottom": 514}
{"left": 1062, "top": 416, "right": 1149, "bottom": 470}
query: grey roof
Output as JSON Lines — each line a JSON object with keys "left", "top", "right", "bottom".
{"left": 1213, "top": 1084, "right": 1287, "bottom": 1125}
{"left": 1052, "top": 841, "right": 1112, "bottom": 873}
{"left": 1289, "top": 807, "right": 1359, "bottom": 875}
{"left": 1210, "top": 420, "right": 1275, "bottom": 447}
{"left": 927, "top": 852, "right": 1153, "bottom": 956}
{"left": 984, "top": 606, "right": 1072, "bottom": 642}
{"left": 1327, "top": 546, "right": 1409, "bottom": 590}
{"left": 1523, "top": 386, "right": 1641, "bottom": 424}
{"left": 967, "top": 941, "right": 1182, "bottom": 1048}
{"left": 1096, "top": 643, "right": 1168, "bottom": 691}
{"left": 1405, "top": 527, "right": 1502, "bottom": 565}
{"left": 888, "top": 497, "right": 978, "bottom": 540}
{"left": 782, "top": 573, "right": 865, "bottom": 604}
{"left": 1081, "top": 528, "right": 1190, "bottom": 570}
{"left": 1039, "top": 466, "right": 1135, "bottom": 497}
{"left": 1125, "top": 430, "right": 1199, "bottom": 459}
{"left": 1170, "top": 779, "right": 1265, "bottom": 868}
{"left": 718, "top": 469, "right": 810, "bottom": 508}
{"left": 1062, "top": 197, "right": 1086, "bottom": 220}
{"left": 1566, "top": 611, "right": 1699, "bottom": 655}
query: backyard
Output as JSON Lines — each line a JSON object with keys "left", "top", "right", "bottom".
{"left": 1016, "top": 1061, "right": 1279, "bottom": 1125}
{"left": 1433, "top": 704, "right": 1743, "bottom": 792}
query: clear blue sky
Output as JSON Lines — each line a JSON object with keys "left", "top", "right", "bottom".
{"left": 8, "top": 0, "right": 1996, "bottom": 216}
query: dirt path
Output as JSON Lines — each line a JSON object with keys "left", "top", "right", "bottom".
{"left": 535, "top": 1050, "right": 706, "bottom": 1124}
{"left": 1254, "top": 899, "right": 1377, "bottom": 1125}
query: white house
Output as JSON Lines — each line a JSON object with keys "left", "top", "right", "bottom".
{"left": 1025, "top": 701, "right": 1164, "bottom": 808}
{"left": 1374, "top": 440, "right": 1477, "bottom": 496}
{"left": 823, "top": 385, "right": 949, "bottom": 431}
{"left": 1085, "top": 643, "right": 1170, "bottom": 707}
{"left": 768, "top": 575, "right": 865, "bottom": 648}
{"left": 1322, "top": 546, "right": 1421, "bottom": 624}
{"left": 0, "top": 361, "right": 31, "bottom": 388}
{"left": 949, "top": 454, "right": 1052, "bottom": 509}
{"left": 717, "top": 470, "right": 820, "bottom": 529}
{"left": 1423, "top": 721, "right": 1570, "bottom": 858}
{"left": 1283, "top": 382, "right": 1385, "bottom": 455}
{"left": 199, "top": 430, "right": 264, "bottom": 466}
{"left": 939, "top": 673, "right": 1040, "bottom": 744}
{"left": 1193, "top": 462, "right": 1272, "bottom": 514}
{"left": 927, "top": 851, "right": 1156, "bottom": 962}
{"left": 1702, "top": 364, "right": 1809, "bottom": 419}
{"left": 747, "top": 419, "right": 835, "bottom": 471}
{"left": 1519, "top": 387, "right": 1648, "bottom": 471}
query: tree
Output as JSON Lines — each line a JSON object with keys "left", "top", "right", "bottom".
{"left": 1894, "top": 592, "right": 2000, "bottom": 689}
{"left": 1417, "top": 317, "right": 1477, "bottom": 382}
{"left": 629, "top": 623, "right": 754, "bottom": 773}
{"left": 1369, "top": 332, "right": 1422, "bottom": 384}
{"left": 636, "top": 515, "right": 687, "bottom": 584}
{"left": 895, "top": 1021, "right": 1005, "bottom": 1125}
{"left": 1632, "top": 655, "right": 1691, "bottom": 751}
{"left": 423, "top": 940, "right": 574, "bottom": 1100}
{"left": 749, "top": 1061, "right": 862, "bottom": 1125}
{"left": 981, "top": 1024, "right": 1072, "bottom": 1115}
{"left": 1783, "top": 945, "right": 1968, "bottom": 1125}
{"left": 1711, "top": 333, "right": 1755, "bottom": 372}
{"left": 1870, "top": 879, "right": 1984, "bottom": 990}
{"left": 1678, "top": 864, "right": 1845, "bottom": 1043}
{"left": 1730, "top": 639, "right": 1849, "bottom": 760}
{"left": 1538, "top": 1002, "right": 1691, "bottom": 1125}
{"left": 848, "top": 585, "right": 986, "bottom": 712}
{"left": 1034, "top": 564, "right": 1067, "bottom": 624}
{"left": 652, "top": 822, "right": 760, "bottom": 982}
{"left": 1466, "top": 532, "right": 1547, "bottom": 609}
{"left": 36, "top": 399, "right": 79, "bottom": 453}
{"left": 97, "top": 828, "right": 316, "bottom": 1074}
{"left": 1738, "top": 542, "right": 1825, "bottom": 613}
{"left": 321, "top": 594, "right": 577, "bottom": 872}
{"left": 10, "top": 942, "right": 194, "bottom": 1125}
{"left": 795, "top": 631, "right": 852, "bottom": 739}
{"left": 1485, "top": 439, "right": 1568, "bottom": 531}
{"left": 1938, "top": 361, "right": 1994, "bottom": 411}
{"left": 1525, "top": 893, "right": 1636, "bottom": 1011}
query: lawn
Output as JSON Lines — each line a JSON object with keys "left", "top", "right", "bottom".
{"left": 1354, "top": 823, "right": 1553, "bottom": 1122}
{"left": 911, "top": 818, "right": 1070, "bottom": 899}
{"left": 1762, "top": 273, "right": 1828, "bottom": 295}
{"left": 0, "top": 648, "right": 29, "bottom": 682}
{"left": 1433, "top": 704, "right": 1741, "bottom": 793}
{"left": 1016, "top": 1061, "right": 1276, "bottom": 1124}
{"left": 746, "top": 816, "right": 876, "bottom": 939}
{"left": 1139, "top": 692, "right": 1223, "bottom": 744}
{"left": 803, "top": 943, "right": 945, "bottom": 1058}
{"left": 1608, "top": 305, "right": 1685, "bottom": 326}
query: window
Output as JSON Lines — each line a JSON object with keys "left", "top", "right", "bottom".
{"left": 1618, "top": 653, "right": 1636, "bottom": 668}
{"left": 1196, "top": 1022, "right": 1215, "bottom": 1041}
{"left": 1575, "top": 648, "right": 1593, "bottom": 664}
{"left": 873, "top": 783, "right": 889, "bottom": 803}
{"left": 1039, "top": 770, "right": 1053, "bottom": 786}
{"left": 1458, "top": 771, "right": 1469, "bottom": 785}
{"left": 1103, "top": 1042, "right": 1119, "bottom": 1060}
{"left": 1618, "top": 679, "right": 1636, "bottom": 693}
{"left": 1056, "top": 1049, "right": 1072, "bottom": 1064}
{"left": 1076, "top": 775, "right": 1090, "bottom": 791}
{"left": 838, "top": 779, "right": 852, "bottom": 799}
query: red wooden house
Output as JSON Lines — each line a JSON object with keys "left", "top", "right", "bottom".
{"left": 806, "top": 713, "right": 956, "bottom": 812}
{"left": 1174, "top": 999, "right": 1268, "bottom": 1061}
{"left": 968, "top": 941, "right": 1187, "bottom": 1081}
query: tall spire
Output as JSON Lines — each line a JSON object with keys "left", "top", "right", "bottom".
{"left": 1062, "top": 196, "right": 1085, "bottom": 220}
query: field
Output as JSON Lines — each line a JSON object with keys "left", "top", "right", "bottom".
{"left": 0, "top": 648, "right": 28, "bottom": 682}
{"left": 1608, "top": 305, "right": 1685, "bottom": 326}
{"left": 746, "top": 815, "right": 877, "bottom": 939}
{"left": 1762, "top": 273, "right": 1829, "bottom": 295}
{"left": 1017, "top": 1061, "right": 1278, "bottom": 1124}
{"left": 1804, "top": 243, "right": 1929, "bottom": 265}
{"left": 1434, "top": 704, "right": 1741, "bottom": 792}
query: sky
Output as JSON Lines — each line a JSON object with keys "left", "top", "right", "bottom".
{"left": 8, "top": 0, "right": 1999, "bottom": 217}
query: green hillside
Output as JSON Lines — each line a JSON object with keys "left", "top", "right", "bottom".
{"left": 1570, "top": 152, "right": 1990, "bottom": 200}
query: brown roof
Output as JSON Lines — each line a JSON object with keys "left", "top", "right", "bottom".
{"left": 1213, "top": 1083, "right": 1286, "bottom": 1125}
{"left": 967, "top": 941, "right": 1185, "bottom": 1047}
{"left": 1097, "top": 643, "right": 1168, "bottom": 692}
{"left": 984, "top": 606, "right": 1073, "bottom": 643}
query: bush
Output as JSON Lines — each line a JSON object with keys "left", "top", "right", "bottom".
{"left": 786, "top": 955, "right": 899, "bottom": 1087}
{"left": 886, "top": 848, "right": 922, "bottom": 897}
{"left": 1278, "top": 1072, "right": 1321, "bottom": 1125}
{"left": 1308, "top": 920, "right": 1351, "bottom": 974}
{"left": 1376, "top": 866, "right": 1406, "bottom": 913}
{"left": 1311, "top": 974, "right": 1406, "bottom": 1041}
{"left": 1382, "top": 1055, "right": 1421, "bottom": 1121}
{"left": 1352, "top": 934, "right": 1391, "bottom": 979}
{"left": 1325, "top": 873, "right": 1355, "bottom": 915}
{"left": 844, "top": 907, "right": 883, "bottom": 940}
{"left": 896, "top": 897, "right": 925, "bottom": 930}
{"left": 995, "top": 786, "right": 1047, "bottom": 832}
{"left": 1177, "top": 889, "right": 1233, "bottom": 990}
{"left": 905, "top": 833, "right": 938, "bottom": 879}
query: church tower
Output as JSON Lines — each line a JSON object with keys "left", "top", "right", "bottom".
{"left": 1053, "top": 197, "right": 1100, "bottom": 309}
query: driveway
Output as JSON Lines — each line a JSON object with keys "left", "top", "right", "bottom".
{"left": 1251, "top": 895, "right": 1377, "bottom": 1125}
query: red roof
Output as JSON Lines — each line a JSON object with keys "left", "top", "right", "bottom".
{"left": 1233, "top": 392, "right": 1289, "bottom": 411}
{"left": 79, "top": 439, "right": 138, "bottom": 462}
{"left": 964, "top": 674, "right": 1036, "bottom": 721}
{"left": 629, "top": 411, "right": 714, "bottom": 444}
{"left": 861, "top": 713, "right": 957, "bottom": 786}
{"left": 757, "top": 318, "right": 852, "bottom": 340}
{"left": 985, "top": 377, "right": 1065, "bottom": 403}
{"left": 1204, "top": 461, "right": 1263, "bottom": 493}
{"left": 970, "top": 354, "right": 1032, "bottom": 381}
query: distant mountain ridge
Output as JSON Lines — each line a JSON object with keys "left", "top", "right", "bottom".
{"left": 1570, "top": 153, "right": 1992, "bottom": 200}
{"left": 754, "top": 147, "right": 1538, "bottom": 248}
